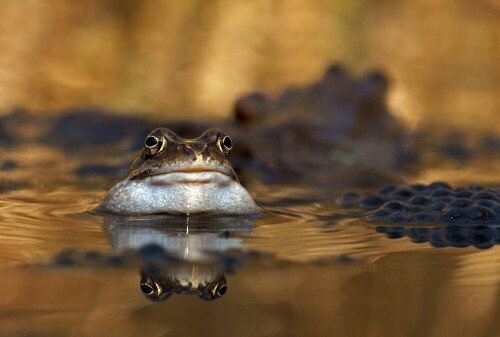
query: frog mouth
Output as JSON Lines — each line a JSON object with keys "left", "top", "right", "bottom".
{"left": 144, "top": 170, "right": 234, "bottom": 185}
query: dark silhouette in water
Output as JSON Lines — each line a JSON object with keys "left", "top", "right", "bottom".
{"left": 230, "top": 64, "right": 417, "bottom": 182}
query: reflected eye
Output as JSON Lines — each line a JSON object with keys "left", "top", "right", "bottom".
{"left": 217, "top": 284, "right": 227, "bottom": 296}
{"left": 145, "top": 136, "right": 159, "bottom": 148}
{"left": 140, "top": 283, "right": 155, "bottom": 295}
{"left": 211, "top": 283, "right": 227, "bottom": 299}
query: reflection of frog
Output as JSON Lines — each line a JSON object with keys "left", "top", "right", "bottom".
{"left": 140, "top": 264, "right": 227, "bottom": 302}
{"left": 103, "top": 214, "right": 253, "bottom": 302}
{"left": 100, "top": 128, "right": 260, "bottom": 215}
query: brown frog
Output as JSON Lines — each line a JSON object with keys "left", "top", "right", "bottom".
{"left": 100, "top": 128, "right": 260, "bottom": 215}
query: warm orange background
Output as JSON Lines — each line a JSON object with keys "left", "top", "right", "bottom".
{"left": 0, "top": 0, "right": 498, "bottom": 132}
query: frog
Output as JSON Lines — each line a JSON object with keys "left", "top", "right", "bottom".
{"left": 99, "top": 128, "right": 260, "bottom": 215}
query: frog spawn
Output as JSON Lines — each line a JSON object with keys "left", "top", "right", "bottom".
{"left": 339, "top": 181, "right": 500, "bottom": 225}
{"left": 375, "top": 225, "right": 500, "bottom": 249}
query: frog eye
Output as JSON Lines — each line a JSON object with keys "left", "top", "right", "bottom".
{"left": 210, "top": 283, "right": 228, "bottom": 299}
{"left": 218, "top": 135, "right": 232, "bottom": 156}
{"left": 140, "top": 283, "right": 155, "bottom": 295}
{"left": 145, "top": 136, "right": 159, "bottom": 148}
{"left": 140, "top": 275, "right": 172, "bottom": 302}
{"left": 145, "top": 135, "right": 166, "bottom": 154}
{"left": 217, "top": 284, "right": 227, "bottom": 296}
{"left": 222, "top": 136, "right": 232, "bottom": 150}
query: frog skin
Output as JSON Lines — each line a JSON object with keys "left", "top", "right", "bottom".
{"left": 100, "top": 128, "right": 260, "bottom": 215}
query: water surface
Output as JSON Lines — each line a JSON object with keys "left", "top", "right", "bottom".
{"left": 0, "top": 141, "right": 499, "bottom": 337}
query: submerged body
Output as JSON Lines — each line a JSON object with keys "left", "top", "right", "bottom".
{"left": 100, "top": 128, "right": 260, "bottom": 215}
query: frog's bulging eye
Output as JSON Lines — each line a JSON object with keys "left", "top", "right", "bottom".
{"left": 145, "top": 135, "right": 166, "bottom": 155}
{"left": 145, "top": 136, "right": 159, "bottom": 148}
{"left": 222, "top": 136, "right": 232, "bottom": 150}
{"left": 218, "top": 135, "right": 232, "bottom": 156}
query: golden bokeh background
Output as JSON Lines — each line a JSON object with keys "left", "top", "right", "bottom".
{"left": 0, "top": 0, "right": 498, "bottom": 131}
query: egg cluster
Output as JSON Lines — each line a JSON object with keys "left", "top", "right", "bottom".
{"left": 339, "top": 182, "right": 500, "bottom": 224}
{"left": 375, "top": 225, "right": 499, "bottom": 249}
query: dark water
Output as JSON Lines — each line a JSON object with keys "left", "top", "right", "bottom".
{"left": 0, "top": 135, "right": 499, "bottom": 337}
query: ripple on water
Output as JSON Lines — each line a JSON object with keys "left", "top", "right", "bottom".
{"left": 0, "top": 150, "right": 497, "bottom": 270}
{"left": 0, "top": 188, "right": 107, "bottom": 264}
